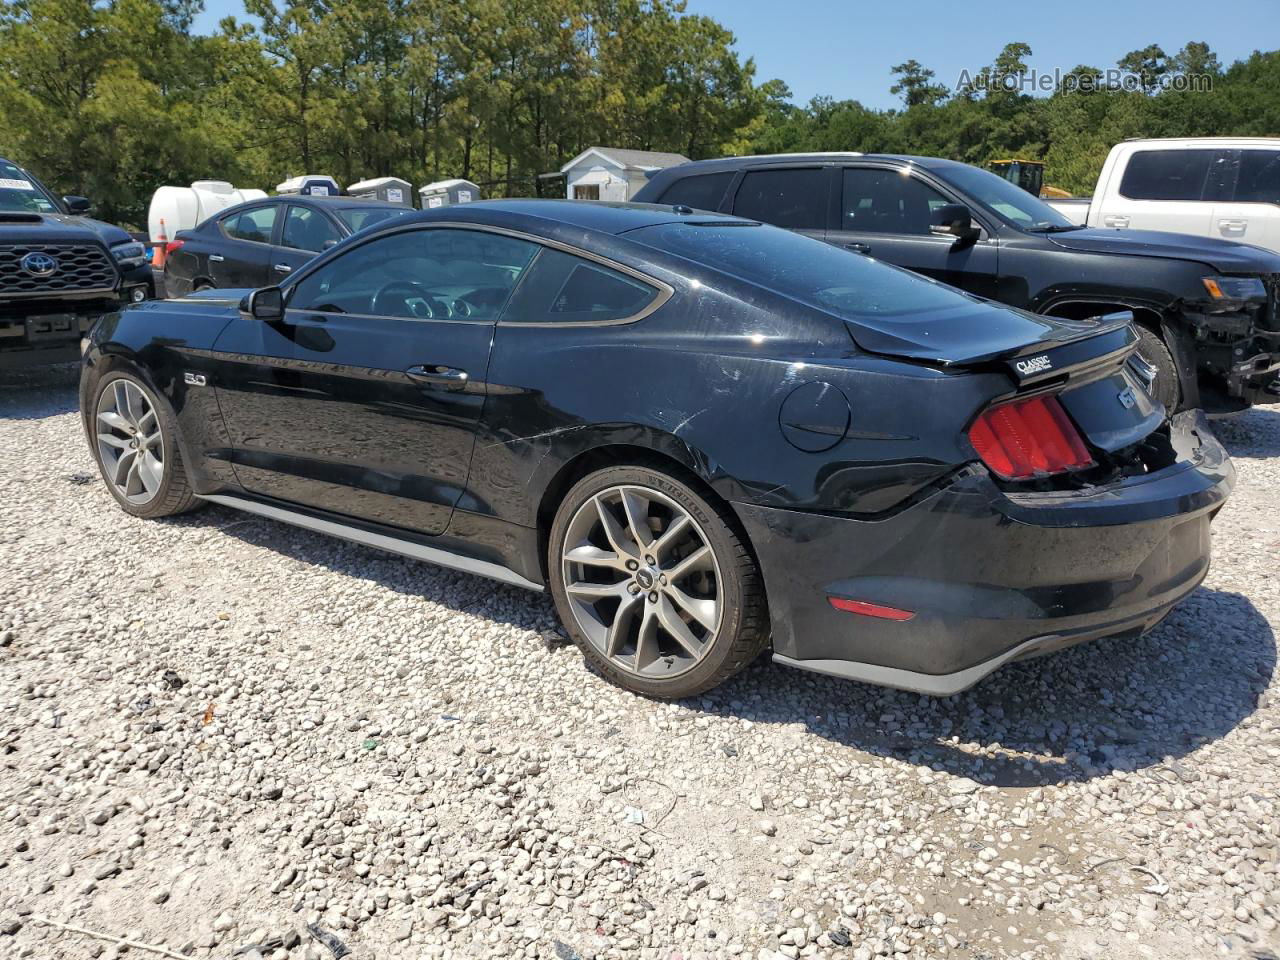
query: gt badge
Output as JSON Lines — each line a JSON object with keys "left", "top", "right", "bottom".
{"left": 184, "top": 372, "right": 207, "bottom": 387}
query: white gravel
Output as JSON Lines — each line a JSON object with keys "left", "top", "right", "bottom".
{"left": 1, "top": 364, "right": 1278, "bottom": 960}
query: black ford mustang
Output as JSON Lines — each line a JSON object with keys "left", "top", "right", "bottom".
{"left": 79, "top": 200, "right": 1234, "bottom": 698}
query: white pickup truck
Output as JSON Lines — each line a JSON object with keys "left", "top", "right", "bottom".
{"left": 1045, "top": 138, "right": 1280, "bottom": 254}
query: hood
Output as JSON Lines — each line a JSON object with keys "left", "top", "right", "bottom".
{"left": 0, "top": 211, "right": 131, "bottom": 247}
{"left": 849, "top": 299, "right": 1132, "bottom": 367}
{"left": 1046, "top": 227, "right": 1280, "bottom": 274}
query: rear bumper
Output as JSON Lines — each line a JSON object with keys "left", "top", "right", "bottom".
{"left": 736, "top": 410, "right": 1233, "bottom": 695}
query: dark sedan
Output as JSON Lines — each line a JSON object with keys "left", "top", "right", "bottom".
{"left": 81, "top": 200, "right": 1232, "bottom": 699}
{"left": 162, "top": 195, "right": 411, "bottom": 298}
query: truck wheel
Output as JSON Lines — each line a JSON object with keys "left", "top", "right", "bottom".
{"left": 89, "top": 371, "right": 202, "bottom": 518}
{"left": 548, "top": 465, "right": 769, "bottom": 699}
{"left": 1133, "top": 326, "right": 1181, "bottom": 413}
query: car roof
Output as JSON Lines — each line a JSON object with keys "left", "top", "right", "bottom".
{"left": 654, "top": 153, "right": 968, "bottom": 175}
{"left": 388, "top": 198, "right": 751, "bottom": 235}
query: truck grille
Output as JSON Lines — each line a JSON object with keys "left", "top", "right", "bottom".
{"left": 0, "top": 242, "right": 118, "bottom": 296}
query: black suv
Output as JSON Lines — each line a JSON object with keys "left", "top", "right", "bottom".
{"left": 634, "top": 154, "right": 1280, "bottom": 413}
{"left": 1, "top": 156, "right": 152, "bottom": 369}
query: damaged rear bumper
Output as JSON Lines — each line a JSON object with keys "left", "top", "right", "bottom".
{"left": 735, "top": 411, "right": 1233, "bottom": 696}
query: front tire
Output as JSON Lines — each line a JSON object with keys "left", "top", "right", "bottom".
{"left": 89, "top": 370, "right": 201, "bottom": 518}
{"left": 548, "top": 465, "right": 768, "bottom": 698}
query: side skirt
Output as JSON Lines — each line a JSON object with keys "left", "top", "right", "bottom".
{"left": 197, "top": 493, "right": 544, "bottom": 593}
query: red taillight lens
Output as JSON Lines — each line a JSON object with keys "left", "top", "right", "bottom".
{"left": 165, "top": 239, "right": 184, "bottom": 254}
{"left": 968, "top": 394, "right": 1093, "bottom": 480}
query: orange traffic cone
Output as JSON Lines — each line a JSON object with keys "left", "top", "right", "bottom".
{"left": 152, "top": 219, "right": 168, "bottom": 269}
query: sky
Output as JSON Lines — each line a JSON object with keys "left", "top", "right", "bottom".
{"left": 190, "top": 0, "right": 1280, "bottom": 111}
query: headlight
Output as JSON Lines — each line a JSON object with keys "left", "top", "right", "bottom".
{"left": 1202, "top": 276, "right": 1267, "bottom": 301}
{"left": 110, "top": 242, "right": 148, "bottom": 266}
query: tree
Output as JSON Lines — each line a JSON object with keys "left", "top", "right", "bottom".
{"left": 890, "top": 59, "right": 947, "bottom": 109}
{"left": 1118, "top": 43, "right": 1168, "bottom": 94}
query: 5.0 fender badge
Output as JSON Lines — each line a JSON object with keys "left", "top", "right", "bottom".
{"left": 183, "top": 372, "right": 207, "bottom": 387}
{"left": 1014, "top": 355, "right": 1053, "bottom": 376}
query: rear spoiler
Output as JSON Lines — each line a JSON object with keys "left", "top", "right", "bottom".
{"left": 1001, "top": 312, "right": 1138, "bottom": 388}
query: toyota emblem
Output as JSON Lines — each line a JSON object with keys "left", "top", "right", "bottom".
{"left": 20, "top": 252, "right": 58, "bottom": 277}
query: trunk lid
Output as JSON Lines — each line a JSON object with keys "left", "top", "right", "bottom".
{"left": 848, "top": 300, "right": 1133, "bottom": 367}
{"left": 850, "top": 305, "right": 1164, "bottom": 455}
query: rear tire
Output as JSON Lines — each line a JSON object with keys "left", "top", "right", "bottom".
{"left": 89, "top": 370, "right": 203, "bottom": 519}
{"left": 1133, "top": 325, "right": 1181, "bottom": 413}
{"left": 548, "top": 464, "right": 769, "bottom": 698}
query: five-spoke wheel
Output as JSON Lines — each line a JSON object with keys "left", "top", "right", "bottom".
{"left": 562, "top": 484, "right": 722, "bottom": 679}
{"left": 89, "top": 371, "right": 200, "bottom": 518}
{"left": 550, "top": 465, "right": 768, "bottom": 698}
{"left": 95, "top": 377, "right": 166, "bottom": 505}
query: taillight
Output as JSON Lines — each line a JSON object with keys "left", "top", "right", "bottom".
{"left": 165, "top": 239, "right": 185, "bottom": 254}
{"left": 968, "top": 394, "right": 1093, "bottom": 480}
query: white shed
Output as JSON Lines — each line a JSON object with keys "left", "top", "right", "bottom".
{"left": 560, "top": 147, "right": 690, "bottom": 202}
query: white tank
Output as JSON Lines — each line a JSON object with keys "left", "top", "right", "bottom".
{"left": 147, "top": 181, "right": 267, "bottom": 242}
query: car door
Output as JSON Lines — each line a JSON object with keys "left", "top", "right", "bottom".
{"left": 826, "top": 165, "right": 1000, "bottom": 299}
{"left": 272, "top": 203, "right": 344, "bottom": 282}
{"left": 209, "top": 224, "right": 540, "bottom": 535}
{"left": 1107, "top": 148, "right": 1215, "bottom": 236}
{"left": 1212, "top": 148, "right": 1280, "bottom": 253}
{"left": 211, "top": 205, "right": 279, "bottom": 288}
{"left": 728, "top": 165, "right": 831, "bottom": 244}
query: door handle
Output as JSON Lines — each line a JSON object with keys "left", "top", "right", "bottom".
{"left": 273, "top": 263, "right": 293, "bottom": 274}
{"left": 406, "top": 364, "right": 469, "bottom": 389}
{"left": 209, "top": 254, "right": 225, "bottom": 262}
{"left": 844, "top": 241, "right": 870, "bottom": 254}
{"left": 1103, "top": 215, "right": 1130, "bottom": 228}
{"left": 1218, "top": 219, "right": 1248, "bottom": 235}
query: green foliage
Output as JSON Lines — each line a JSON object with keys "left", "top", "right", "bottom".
{"left": 749, "top": 40, "right": 1280, "bottom": 200}
{"left": 0, "top": 0, "right": 762, "bottom": 226}
{"left": 1, "top": 4, "right": 1276, "bottom": 229}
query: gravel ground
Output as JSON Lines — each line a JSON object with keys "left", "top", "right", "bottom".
{"left": 1, "top": 364, "right": 1278, "bottom": 960}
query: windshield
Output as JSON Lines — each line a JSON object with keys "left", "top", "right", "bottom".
{"left": 630, "top": 220, "right": 985, "bottom": 323}
{"left": 0, "top": 160, "right": 59, "bottom": 214}
{"left": 336, "top": 206, "right": 413, "bottom": 233}
{"left": 941, "top": 163, "right": 1077, "bottom": 230}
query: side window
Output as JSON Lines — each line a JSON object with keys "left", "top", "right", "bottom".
{"left": 841, "top": 168, "right": 952, "bottom": 235}
{"left": 503, "top": 248, "right": 659, "bottom": 324}
{"left": 1233, "top": 150, "right": 1280, "bottom": 204}
{"left": 223, "top": 206, "right": 278, "bottom": 244}
{"left": 282, "top": 205, "right": 342, "bottom": 253}
{"left": 659, "top": 172, "right": 734, "bottom": 212}
{"left": 288, "top": 228, "right": 539, "bottom": 321}
{"left": 731, "top": 168, "right": 827, "bottom": 230}
{"left": 1119, "top": 150, "right": 1215, "bottom": 201}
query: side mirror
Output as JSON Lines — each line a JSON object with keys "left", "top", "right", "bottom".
{"left": 930, "top": 203, "right": 978, "bottom": 242}
{"left": 63, "top": 196, "right": 92, "bottom": 215}
{"left": 242, "top": 286, "right": 284, "bottom": 321}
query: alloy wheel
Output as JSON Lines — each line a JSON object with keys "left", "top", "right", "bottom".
{"left": 95, "top": 378, "right": 165, "bottom": 505}
{"left": 561, "top": 484, "right": 723, "bottom": 679}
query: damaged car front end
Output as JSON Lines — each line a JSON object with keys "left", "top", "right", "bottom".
{"left": 1185, "top": 273, "right": 1280, "bottom": 406}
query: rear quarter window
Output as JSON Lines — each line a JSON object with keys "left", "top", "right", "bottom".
{"left": 1119, "top": 150, "right": 1215, "bottom": 202}
{"left": 503, "top": 248, "right": 660, "bottom": 324}
{"left": 658, "top": 172, "right": 734, "bottom": 212}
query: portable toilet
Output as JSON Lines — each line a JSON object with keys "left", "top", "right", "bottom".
{"left": 347, "top": 176, "right": 413, "bottom": 206}
{"left": 418, "top": 179, "right": 480, "bottom": 209}
{"left": 147, "top": 181, "right": 268, "bottom": 242}
{"left": 276, "top": 174, "right": 341, "bottom": 197}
